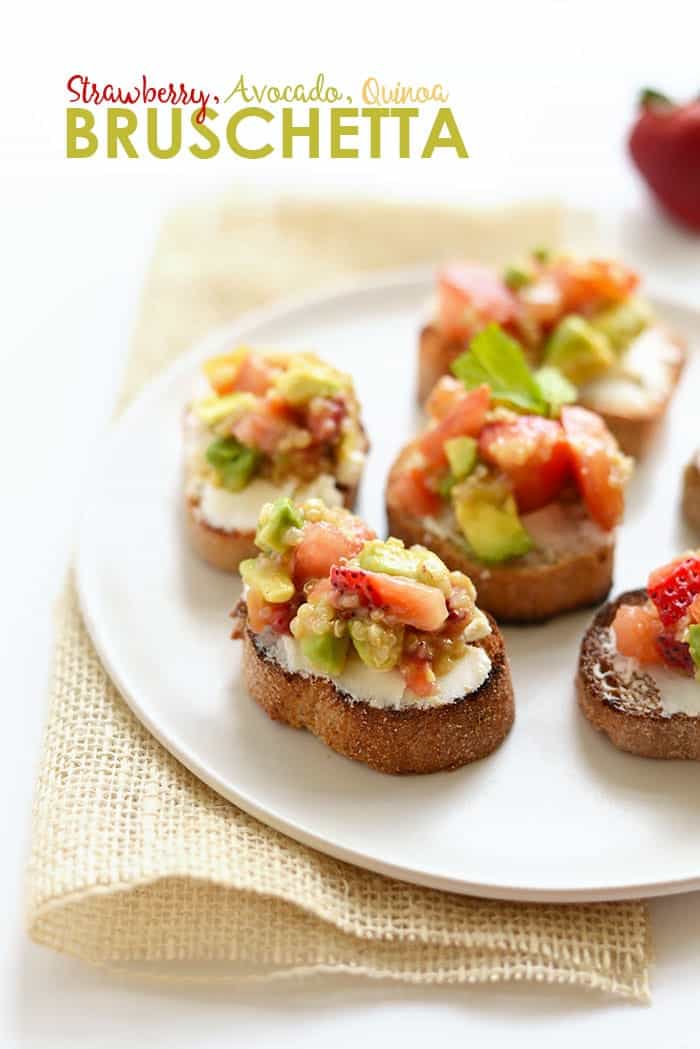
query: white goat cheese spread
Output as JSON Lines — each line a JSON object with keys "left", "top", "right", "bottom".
{"left": 581, "top": 328, "right": 682, "bottom": 416}
{"left": 604, "top": 626, "right": 700, "bottom": 718}
{"left": 185, "top": 408, "right": 344, "bottom": 533}
{"left": 265, "top": 610, "right": 492, "bottom": 711}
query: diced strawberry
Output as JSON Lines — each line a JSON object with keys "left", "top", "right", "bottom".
{"left": 656, "top": 633, "right": 694, "bottom": 675}
{"left": 387, "top": 464, "right": 441, "bottom": 517}
{"left": 233, "top": 352, "right": 274, "bottom": 395}
{"left": 401, "top": 655, "right": 438, "bottom": 698}
{"left": 561, "top": 405, "right": 627, "bottom": 530}
{"left": 209, "top": 365, "right": 237, "bottom": 395}
{"left": 265, "top": 392, "right": 295, "bottom": 419}
{"left": 306, "top": 578, "right": 334, "bottom": 604}
{"left": 647, "top": 555, "right": 700, "bottom": 628}
{"left": 204, "top": 351, "right": 246, "bottom": 395}
{"left": 438, "top": 263, "right": 520, "bottom": 339}
{"left": 306, "top": 396, "right": 346, "bottom": 444}
{"left": 478, "top": 416, "right": 571, "bottom": 514}
{"left": 612, "top": 602, "right": 663, "bottom": 664}
{"left": 425, "top": 376, "right": 467, "bottom": 420}
{"left": 246, "top": 587, "right": 269, "bottom": 632}
{"left": 689, "top": 595, "right": 700, "bottom": 624}
{"left": 418, "top": 384, "right": 491, "bottom": 471}
{"left": 552, "top": 259, "right": 639, "bottom": 312}
{"left": 247, "top": 588, "right": 295, "bottom": 634}
{"left": 330, "top": 565, "right": 448, "bottom": 632}
{"left": 292, "top": 522, "right": 370, "bottom": 586}
{"left": 232, "top": 404, "right": 290, "bottom": 454}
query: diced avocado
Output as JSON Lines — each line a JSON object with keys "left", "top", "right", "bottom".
{"left": 531, "top": 245, "right": 551, "bottom": 263}
{"left": 438, "top": 471, "right": 457, "bottom": 499}
{"left": 275, "top": 360, "right": 345, "bottom": 406}
{"left": 357, "top": 539, "right": 449, "bottom": 592}
{"left": 503, "top": 263, "right": 533, "bottom": 290}
{"left": 349, "top": 620, "right": 403, "bottom": 671}
{"left": 255, "top": 497, "right": 304, "bottom": 554}
{"left": 444, "top": 436, "right": 478, "bottom": 480}
{"left": 194, "top": 392, "right": 258, "bottom": 429}
{"left": 453, "top": 480, "right": 532, "bottom": 563}
{"left": 240, "top": 557, "right": 295, "bottom": 604}
{"left": 205, "top": 437, "right": 260, "bottom": 491}
{"left": 589, "top": 298, "right": 653, "bottom": 352}
{"left": 543, "top": 316, "right": 614, "bottom": 386}
{"left": 688, "top": 625, "right": 700, "bottom": 681}
{"left": 300, "top": 630, "right": 349, "bottom": 675}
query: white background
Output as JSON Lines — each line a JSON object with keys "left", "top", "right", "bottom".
{"left": 2, "top": 0, "right": 700, "bottom": 1045}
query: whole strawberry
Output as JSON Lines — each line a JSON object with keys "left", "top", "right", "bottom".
{"left": 629, "top": 89, "right": 700, "bottom": 233}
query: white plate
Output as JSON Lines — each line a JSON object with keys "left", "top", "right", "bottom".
{"left": 77, "top": 267, "right": 700, "bottom": 903}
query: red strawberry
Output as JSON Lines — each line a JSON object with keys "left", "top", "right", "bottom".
{"left": 629, "top": 90, "right": 700, "bottom": 233}
{"left": 329, "top": 565, "right": 448, "bottom": 632}
{"left": 306, "top": 396, "right": 346, "bottom": 444}
{"left": 656, "top": 633, "right": 694, "bottom": 675}
{"left": 401, "top": 654, "right": 438, "bottom": 697}
{"left": 647, "top": 556, "right": 700, "bottom": 627}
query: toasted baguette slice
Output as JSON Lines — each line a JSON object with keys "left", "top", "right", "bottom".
{"left": 386, "top": 449, "right": 614, "bottom": 623}
{"left": 186, "top": 482, "right": 359, "bottom": 574}
{"left": 577, "top": 589, "right": 700, "bottom": 760}
{"left": 683, "top": 454, "right": 700, "bottom": 532}
{"left": 240, "top": 611, "right": 514, "bottom": 775}
{"left": 418, "top": 323, "right": 686, "bottom": 458}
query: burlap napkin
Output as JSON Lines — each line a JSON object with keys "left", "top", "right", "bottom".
{"left": 27, "top": 190, "right": 650, "bottom": 1000}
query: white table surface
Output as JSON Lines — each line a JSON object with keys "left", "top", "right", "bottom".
{"left": 3, "top": 0, "right": 700, "bottom": 1042}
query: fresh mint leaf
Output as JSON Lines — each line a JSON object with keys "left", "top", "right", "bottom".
{"left": 451, "top": 324, "right": 548, "bottom": 415}
{"left": 535, "top": 366, "right": 577, "bottom": 418}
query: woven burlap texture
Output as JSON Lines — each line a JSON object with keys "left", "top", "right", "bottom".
{"left": 27, "top": 191, "right": 650, "bottom": 1001}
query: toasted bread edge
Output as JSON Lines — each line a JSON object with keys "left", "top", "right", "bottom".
{"left": 683, "top": 458, "right": 700, "bottom": 532}
{"left": 577, "top": 589, "right": 700, "bottom": 760}
{"left": 241, "top": 615, "right": 514, "bottom": 775}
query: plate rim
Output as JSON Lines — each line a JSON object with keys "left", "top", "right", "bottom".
{"left": 76, "top": 263, "right": 700, "bottom": 904}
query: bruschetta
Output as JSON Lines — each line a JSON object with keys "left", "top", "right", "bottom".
{"left": 577, "top": 552, "right": 700, "bottom": 759}
{"left": 184, "top": 348, "right": 368, "bottom": 571}
{"left": 230, "top": 498, "right": 514, "bottom": 774}
{"left": 387, "top": 325, "right": 633, "bottom": 622}
{"left": 419, "top": 251, "right": 685, "bottom": 457}
{"left": 683, "top": 453, "right": 700, "bottom": 531}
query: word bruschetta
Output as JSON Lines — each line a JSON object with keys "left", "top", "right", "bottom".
{"left": 230, "top": 498, "right": 514, "bottom": 774}
{"left": 578, "top": 552, "right": 700, "bottom": 759}
{"left": 184, "top": 348, "right": 368, "bottom": 571}
{"left": 419, "top": 251, "right": 685, "bottom": 457}
{"left": 387, "top": 325, "right": 632, "bottom": 622}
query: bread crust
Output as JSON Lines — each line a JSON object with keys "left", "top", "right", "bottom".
{"left": 185, "top": 497, "right": 259, "bottom": 572}
{"left": 241, "top": 613, "right": 514, "bottom": 775}
{"left": 386, "top": 448, "right": 614, "bottom": 623}
{"left": 418, "top": 324, "right": 466, "bottom": 403}
{"left": 418, "top": 323, "right": 686, "bottom": 459}
{"left": 577, "top": 589, "right": 700, "bottom": 760}
{"left": 682, "top": 455, "right": 700, "bottom": 532}
{"left": 186, "top": 482, "right": 359, "bottom": 574}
